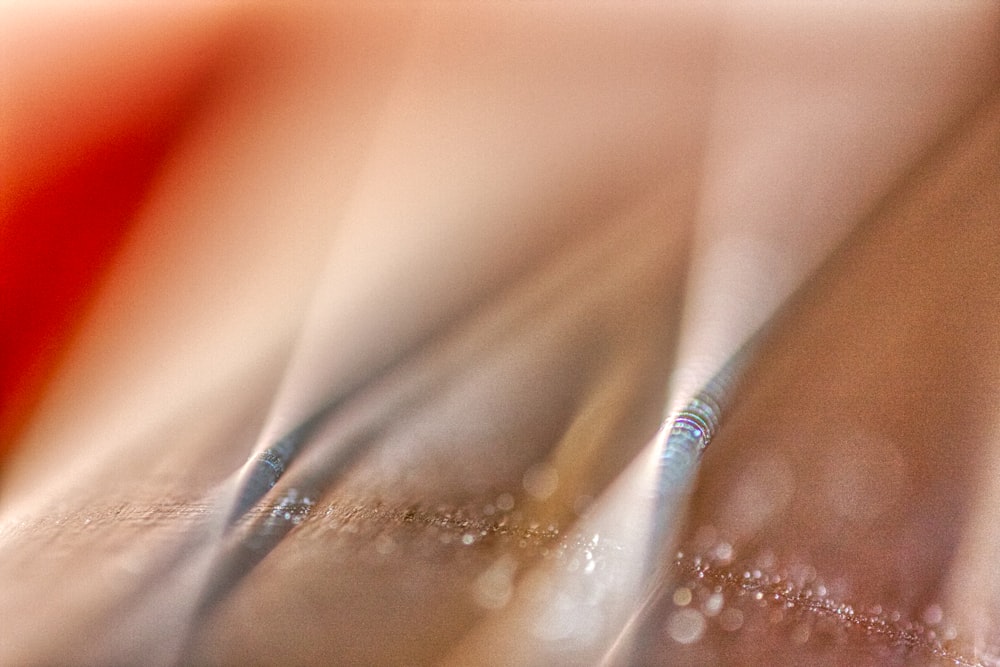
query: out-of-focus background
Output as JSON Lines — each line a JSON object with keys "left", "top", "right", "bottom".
{"left": 1, "top": 2, "right": 998, "bottom": 665}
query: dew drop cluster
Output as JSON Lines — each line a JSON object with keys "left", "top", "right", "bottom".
{"left": 668, "top": 540, "right": 995, "bottom": 666}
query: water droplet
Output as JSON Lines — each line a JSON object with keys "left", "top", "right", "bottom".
{"left": 666, "top": 609, "right": 706, "bottom": 644}
{"left": 672, "top": 587, "right": 693, "bottom": 607}
{"left": 713, "top": 541, "right": 733, "bottom": 563}
{"left": 496, "top": 493, "right": 515, "bottom": 512}
{"left": 522, "top": 464, "right": 559, "bottom": 500}
{"left": 791, "top": 623, "right": 811, "bottom": 644}
{"left": 703, "top": 593, "right": 724, "bottom": 616}
{"left": 718, "top": 608, "right": 744, "bottom": 632}
{"left": 922, "top": 604, "right": 943, "bottom": 626}
{"left": 724, "top": 456, "right": 795, "bottom": 537}
{"left": 473, "top": 556, "right": 516, "bottom": 610}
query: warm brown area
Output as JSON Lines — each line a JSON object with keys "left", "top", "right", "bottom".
{"left": 647, "top": 86, "right": 1000, "bottom": 666}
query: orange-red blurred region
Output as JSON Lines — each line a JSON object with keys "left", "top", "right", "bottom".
{"left": 0, "top": 121, "right": 180, "bottom": 457}
{"left": 0, "top": 5, "right": 233, "bottom": 462}
{"left": 0, "top": 43, "right": 227, "bottom": 461}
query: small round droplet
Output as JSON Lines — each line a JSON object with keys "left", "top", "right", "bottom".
{"left": 473, "top": 556, "right": 516, "bottom": 610}
{"left": 713, "top": 542, "right": 733, "bottom": 563}
{"left": 703, "top": 593, "right": 724, "bottom": 617}
{"left": 523, "top": 464, "right": 559, "bottom": 500}
{"left": 673, "top": 587, "right": 693, "bottom": 607}
{"left": 666, "top": 609, "right": 706, "bottom": 644}
{"left": 790, "top": 623, "right": 811, "bottom": 645}
{"left": 719, "top": 608, "right": 744, "bottom": 632}
{"left": 496, "top": 493, "right": 515, "bottom": 512}
{"left": 922, "top": 604, "right": 943, "bottom": 626}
